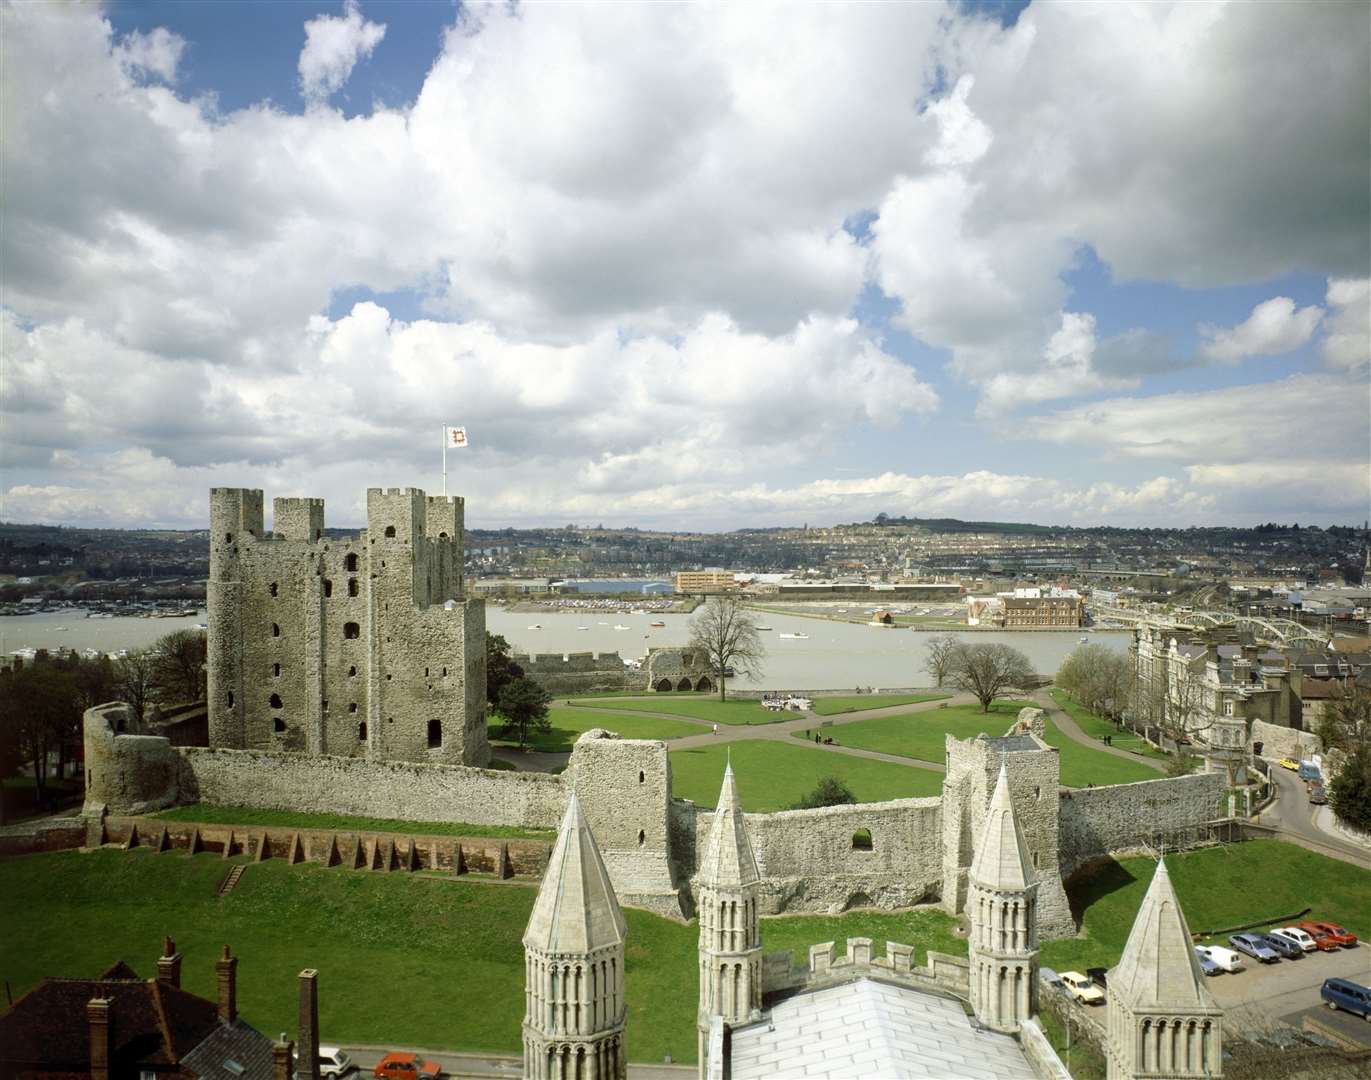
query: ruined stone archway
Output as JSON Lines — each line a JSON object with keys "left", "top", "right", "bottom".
{"left": 655, "top": 678, "right": 673, "bottom": 692}
{"left": 695, "top": 676, "right": 713, "bottom": 693}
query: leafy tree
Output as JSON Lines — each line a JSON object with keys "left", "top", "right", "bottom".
{"left": 485, "top": 631, "right": 525, "bottom": 706}
{"left": 688, "top": 595, "right": 765, "bottom": 701}
{"left": 923, "top": 634, "right": 962, "bottom": 688}
{"left": 0, "top": 662, "right": 78, "bottom": 805}
{"left": 151, "top": 629, "right": 207, "bottom": 703}
{"left": 496, "top": 676, "right": 552, "bottom": 749}
{"left": 791, "top": 775, "right": 857, "bottom": 810}
{"left": 944, "top": 642, "right": 1036, "bottom": 713}
{"left": 1328, "top": 746, "right": 1371, "bottom": 832}
{"left": 1057, "top": 644, "right": 1132, "bottom": 722}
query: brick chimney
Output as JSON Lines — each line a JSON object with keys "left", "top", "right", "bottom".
{"left": 156, "top": 936, "right": 182, "bottom": 988}
{"left": 215, "top": 945, "right": 238, "bottom": 1024}
{"left": 273, "top": 1036, "right": 296, "bottom": 1080}
{"left": 87, "top": 997, "right": 112, "bottom": 1080}
{"left": 297, "top": 969, "right": 320, "bottom": 1080}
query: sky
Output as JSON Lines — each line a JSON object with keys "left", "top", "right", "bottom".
{"left": 2, "top": 0, "right": 1369, "bottom": 532}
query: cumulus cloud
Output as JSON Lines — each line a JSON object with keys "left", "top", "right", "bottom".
{"left": 1199, "top": 296, "right": 1323, "bottom": 363}
{"left": 115, "top": 26, "right": 185, "bottom": 83}
{"left": 1322, "top": 278, "right": 1371, "bottom": 370}
{"left": 976, "top": 312, "right": 1138, "bottom": 416}
{"left": 298, "top": 1, "right": 387, "bottom": 106}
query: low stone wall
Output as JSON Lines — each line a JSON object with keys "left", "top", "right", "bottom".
{"left": 177, "top": 746, "right": 567, "bottom": 830}
{"left": 1020, "top": 1017, "right": 1072, "bottom": 1080}
{"left": 0, "top": 818, "right": 86, "bottom": 859}
{"left": 762, "top": 938, "right": 970, "bottom": 1000}
{"left": 517, "top": 652, "right": 637, "bottom": 695}
{"left": 1057, "top": 772, "right": 1227, "bottom": 878}
{"left": 689, "top": 797, "right": 944, "bottom": 914}
{"left": 1251, "top": 719, "right": 1323, "bottom": 762}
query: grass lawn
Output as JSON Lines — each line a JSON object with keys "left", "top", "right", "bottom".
{"left": 669, "top": 740, "right": 944, "bottom": 811}
{"left": 1049, "top": 689, "right": 1167, "bottom": 761}
{"left": 1042, "top": 840, "right": 1371, "bottom": 975}
{"left": 152, "top": 805, "right": 554, "bottom": 841}
{"left": 1038, "top": 717, "right": 1162, "bottom": 788}
{"left": 570, "top": 696, "right": 787, "bottom": 726}
{"left": 490, "top": 706, "right": 702, "bottom": 753}
{"left": 0, "top": 849, "right": 700, "bottom": 1064}
{"left": 809, "top": 693, "right": 949, "bottom": 716}
{"left": 802, "top": 700, "right": 1026, "bottom": 764}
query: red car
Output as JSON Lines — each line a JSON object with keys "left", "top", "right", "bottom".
{"left": 373, "top": 1053, "right": 443, "bottom": 1080}
{"left": 1296, "top": 921, "right": 1343, "bottom": 952}
{"left": 1303, "top": 920, "right": 1359, "bottom": 948}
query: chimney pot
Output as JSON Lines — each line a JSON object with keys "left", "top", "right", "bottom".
{"left": 88, "top": 997, "right": 112, "bottom": 1080}
{"left": 215, "top": 945, "right": 238, "bottom": 1024}
{"left": 273, "top": 1037, "right": 296, "bottom": 1080}
{"left": 298, "top": 968, "right": 321, "bottom": 1080}
{"left": 157, "top": 935, "right": 182, "bottom": 988}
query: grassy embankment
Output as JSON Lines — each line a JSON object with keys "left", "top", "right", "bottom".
{"left": 152, "top": 804, "right": 555, "bottom": 841}
{"left": 1049, "top": 689, "right": 1168, "bottom": 761}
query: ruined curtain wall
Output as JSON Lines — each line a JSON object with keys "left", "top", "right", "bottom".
{"left": 1057, "top": 772, "right": 1226, "bottom": 878}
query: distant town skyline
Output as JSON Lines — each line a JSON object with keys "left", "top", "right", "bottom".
{"left": 2, "top": 1, "right": 1368, "bottom": 531}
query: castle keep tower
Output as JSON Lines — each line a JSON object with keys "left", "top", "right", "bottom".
{"left": 967, "top": 765, "right": 1039, "bottom": 1033}
{"left": 522, "top": 793, "right": 628, "bottom": 1080}
{"left": 207, "top": 486, "right": 487, "bottom": 765}
{"left": 1106, "top": 860, "right": 1222, "bottom": 1080}
{"left": 694, "top": 763, "right": 763, "bottom": 1075}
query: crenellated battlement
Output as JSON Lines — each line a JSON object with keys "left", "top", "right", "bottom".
{"left": 761, "top": 938, "right": 970, "bottom": 1001}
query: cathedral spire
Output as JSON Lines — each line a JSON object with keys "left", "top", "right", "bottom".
{"left": 1110, "top": 858, "right": 1212, "bottom": 1011}
{"left": 969, "top": 764, "right": 1034, "bottom": 891}
{"left": 697, "top": 762, "right": 760, "bottom": 888}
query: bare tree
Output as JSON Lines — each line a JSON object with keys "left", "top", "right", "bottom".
{"left": 923, "top": 634, "right": 962, "bottom": 688}
{"left": 688, "top": 596, "right": 765, "bottom": 701}
{"left": 1318, "top": 682, "right": 1371, "bottom": 756}
{"left": 152, "top": 629, "right": 207, "bottom": 703}
{"left": 1057, "top": 644, "right": 1132, "bottom": 722}
{"left": 114, "top": 649, "right": 158, "bottom": 722}
{"left": 945, "top": 642, "right": 1037, "bottom": 713}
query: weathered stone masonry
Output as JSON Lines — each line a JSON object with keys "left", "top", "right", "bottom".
{"left": 208, "top": 487, "right": 487, "bottom": 766}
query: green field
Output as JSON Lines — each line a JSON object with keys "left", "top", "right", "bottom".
{"left": 669, "top": 740, "right": 943, "bottom": 811}
{"left": 1049, "top": 690, "right": 1167, "bottom": 760}
{"left": 570, "top": 696, "right": 787, "bottom": 726}
{"left": 803, "top": 700, "right": 1024, "bottom": 763}
{"left": 1038, "top": 717, "right": 1162, "bottom": 787}
{"left": 151, "top": 805, "right": 555, "bottom": 841}
{"left": 809, "top": 693, "right": 950, "bottom": 716}
{"left": 491, "top": 706, "right": 703, "bottom": 753}
{"left": 1043, "top": 840, "right": 1371, "bottom": 975}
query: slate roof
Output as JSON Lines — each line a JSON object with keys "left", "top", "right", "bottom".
{"left": 523, "top": 792, "right": 626, "bottom": 955}
{"left": 984, "top": 734, "right": 1041, "bottom": 753}
{"left": 180, "top": 1019, "right": 278, "bottom": 1080}
{"left": 0, "top": 974, "right": 272, "bottom": 1075}
{"left": 695, "top": 763, "right": 760, "bottom": 888}
{"left": 1109, "top": 859, "right": 1217, "bottom": 1014}
{"left": 969, "top": 765, "right": 1034, "bottom": 893}
{"left": 729, "top": 977, "right": 1032, "bottom": 1079}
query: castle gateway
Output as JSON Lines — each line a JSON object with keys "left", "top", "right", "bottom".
{"left": 207, "top": 487, "right": 488, "bottom": 766}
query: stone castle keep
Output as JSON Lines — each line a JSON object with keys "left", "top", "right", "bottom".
{"left": 86, "top": 483, "right": 1229, "bottom": 927}
{"left": 208, "top": 487, "right": 487, "bottom": 766}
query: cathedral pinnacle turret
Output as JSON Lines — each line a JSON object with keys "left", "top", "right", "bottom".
{"left": 522, "top": 792, "right": 627, "bottom": 1080}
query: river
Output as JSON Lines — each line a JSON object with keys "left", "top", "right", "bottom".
{"left": 1, "top": 607, "right": 1127, "bottom": 688}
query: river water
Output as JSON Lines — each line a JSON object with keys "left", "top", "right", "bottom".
{"left": 1, "top": 607, "right": 1128, "bottom": 689}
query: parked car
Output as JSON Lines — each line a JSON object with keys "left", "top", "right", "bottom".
{"left": 1297, "top": 921, "right": 1346, "bottom": 951}
{"left": 1272, "top": 926, "right": 1318, "bottom": 953}
{"left": 318, "top": 1047, "right": 354, "bottom": 1078}
{"left": 1304, "top": 921, "right": 1358, "bottom": 948}
{"left": 374, "top": 1053, "right": 443, "bottom": 1080}
{"left": 1322, "top": 977, "right": 1371, "bottom": 1019}
{"left": 1308, "top": 782, "right": 1328, "bottom": 805}
{"left": 1196, "top": 945, "right": 1245, "bottom": 973}
{"left": 1228, "top": 933, "right": 1280, "bottom": 963}
{"left": 1061, "top": 971, "right": 1105, "bottom": 1005}
{"left": 1260, "top": 933, "right": 1304, "bottom": 959}
{"left": 1086, "top": 966, "right": 1109, "bottom": 990}
{"left": 1193, "top": 947, "right": 1222, "bottom": 976}
{"left": 1298, "top": 760, "right": 1322, "bottom": 781}
{"left": 1040, "top": 967, "right": 1065, "bottom": 991}
{"left": 1277, "top": 757, "right": 1300, "bottom": 771}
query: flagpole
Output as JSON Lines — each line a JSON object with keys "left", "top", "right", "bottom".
{"left": 441, "top": 425, "right": 447, "bottom": 496}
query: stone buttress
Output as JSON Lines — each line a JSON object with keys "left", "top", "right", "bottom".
{"left": 1106, "top": 860, "right": 1222, "bottom": 1080}
{"left": 523, "top": 792, "right": 628, "bottom": 1080}
{"left": 694, "top": 763, "right": 763, "bottom": 1077}
{"left": 967, "top": 764, "right": 1039, "bottom": 1033}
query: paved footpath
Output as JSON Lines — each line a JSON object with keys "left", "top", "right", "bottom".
{"left": 1029, "top": 688, "right": 1167, "bottom": 774}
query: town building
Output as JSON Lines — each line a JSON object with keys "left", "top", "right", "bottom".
{"left": 674, "top": 570, "right": 739, "bottom": 594}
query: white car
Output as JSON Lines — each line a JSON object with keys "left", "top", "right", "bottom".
{"left": 1060, "top": 970, "right": 1105, "bottom": 1005}
{"left": 1271, "top": 926, "right": 1317, "bottom": 953}
{"left": 1194, "top": 945, "right": 1245, "bottom": 973}
{"left": 318, "top": 1047, "right": 354, "bottom": 1078}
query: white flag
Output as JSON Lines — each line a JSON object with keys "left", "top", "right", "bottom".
{"left": 445, "top": 426, "right": 469, "bottom": 448}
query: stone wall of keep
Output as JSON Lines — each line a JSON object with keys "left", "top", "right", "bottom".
{"left": 1057, "top": 772, "right": 1227, "bottom": 877}
{"left": 690, "top": 797, "right": 945, "bottom": 915}
{"left": 175, "top": 746, "right": 566, "bottom": 829}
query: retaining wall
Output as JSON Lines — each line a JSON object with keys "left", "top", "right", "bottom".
{"left": 1250, "top": 719, "right": 1323, "bottom": 762}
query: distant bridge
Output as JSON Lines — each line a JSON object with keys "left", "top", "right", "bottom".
{"left": 1091, "top": 605, "right": 1330, "bottom": 648}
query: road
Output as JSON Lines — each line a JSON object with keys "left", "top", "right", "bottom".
{"left": 1257, "top": 761, "right": 1371, "bottom": 870}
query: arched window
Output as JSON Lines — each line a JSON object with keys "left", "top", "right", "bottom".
{"left": 269, "top": 693, "right": 283, "bottom": 709}
{"left": 676, "top": 677, "right": 693, "bottom": 691}
{"left": 272, "top": 663, "right": 280, "bottom": 677}
{"left": 224, "top": 532, "right": 233, "bottom": 543}
{"left": 226, "top": 691, "right": 234, "bottom": 708}
{"left": 852, "top": 828, "right": 873, "bottom": 851}
{"left": 269, "top": 582, "right": 278, "bottom": 597}
{"left": 323, "top": 579, "right": 333, "bottom": 597}
{"left": 273, "top": 718, "right": 286, "bottom": 733}
{"left": 384, "top": 525, "right": 396, "bottom": 538}
{"left": 638, "top": 829, "right": 646, "bottom": 846}
{"left": 438, "top": 531, "right": 448, "bottom": 539}
{"left": 427, "top": 719, "right": 442, "bottom": 748}
{"left": 348, "top": 578, "right": 359, "bottom": 597}
{"left": 343, "top": 622, "right": 360, "bottom": 640}
{"left": 345, "top": 553, "right": 359, "bottom": 571}
{"left": 348, "top": 703, "right": 358, "bottom": 713}
{"left": 271, "top": 623, "right": 280, "bottom": 637}
{"left": 639, "top": 770, "right": 645, "bottom": 784}
{"left": 357, "top": 722, "right": 367, "bottom": 741}
{"left": 348, "top": 665, "right": 357, "bottom": 677}
{"left": 655, "top": 678, "right": 673, "bottom": 692}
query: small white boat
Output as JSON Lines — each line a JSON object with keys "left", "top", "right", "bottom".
{"left": 755, "top": 625, "right": 774, "bottom": 631}
{"left": 649, "top": 620, "right": 666, "bottom": 627}
{"left": 53, "top": 626, "right": 68, "bottom": 632}
{"left": 614, "top": 624, "right": 631, "bottom": 631}
{"left": 577, "top": 626, "right": 589, "bottom": 631}
{"left": 528, "top": 624, "right": 543, "bottom": 630}
{"left": 779, "top": 632, "right": 809, "bottom": 640}
{"left": 1079, "top": 636, "right": 1088, "bottom": 643}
